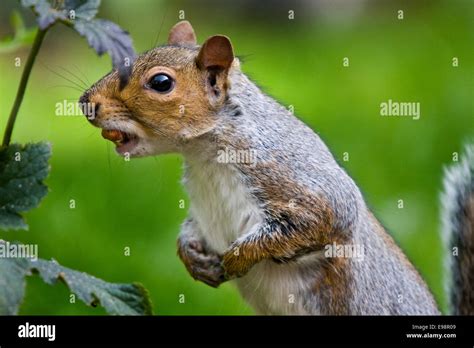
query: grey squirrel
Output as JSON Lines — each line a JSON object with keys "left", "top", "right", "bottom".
{"left": 80, "top": 21, "right": 473, "bottom": 315}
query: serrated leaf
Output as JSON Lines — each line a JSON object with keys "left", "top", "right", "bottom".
{"left": 21, "top": 0, "right": 101, "bottom": 29}
{"left": 70, "top": 0, "right": 101, "bottom": 20}
{"left": 0, "top": 143, "right": 51, "bottom": 231}
{"left": 21, "top": 0, "right": 67, "bottom": 29}
{"left": 21, "top": 0, "right": 135, "bottom": 85}
{"left": 73, "top": 18, "right": 136, "bottom": 87}
{"left": 0, "top": 255, "right": 30, "bottom": 315}
{"left": 30, "top": 259, "right": 153, "bottom": 315}
{"left": 0, "top": 240, "right": 153, "bottom": 315}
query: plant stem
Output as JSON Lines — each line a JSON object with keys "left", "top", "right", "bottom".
{"left": 2, "top": 28, "right": 47, "bottom": 147}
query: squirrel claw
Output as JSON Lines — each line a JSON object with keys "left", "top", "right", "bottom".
{"left": 177, "top": 237, "right": 226, "bottom": 288}
{"left": 190, "top": 265, "right": 226, "bottom": 288}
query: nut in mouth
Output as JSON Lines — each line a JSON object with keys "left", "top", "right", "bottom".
{"left": 101, "top": 129, "right": 139, "bottom": 155}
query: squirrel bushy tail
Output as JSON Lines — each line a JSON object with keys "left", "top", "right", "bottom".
{"left": 442, "top": 143, "right": 474, "bottom": 315}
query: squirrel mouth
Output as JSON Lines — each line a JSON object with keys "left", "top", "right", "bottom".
{"left": 101, "top": 129, "right": 139, "bottom": 154}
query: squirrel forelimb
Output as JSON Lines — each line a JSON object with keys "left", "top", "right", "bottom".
{"left": 177, "top": 219, "right": 226, "bottom": 288}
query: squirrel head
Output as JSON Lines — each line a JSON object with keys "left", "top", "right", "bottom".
{"left": 79, "top": 21, "right": 236, "bottom": 157}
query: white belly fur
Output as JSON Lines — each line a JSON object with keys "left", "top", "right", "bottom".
{"left": 184, "top": 161, "right": 262, "bottom": 254}
{"left": 184, "top": 161, "right": 318, "bottom": 314}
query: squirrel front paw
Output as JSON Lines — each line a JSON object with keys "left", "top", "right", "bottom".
{"left": 222, "top": 242, "right": 255, "bottom": 279}
{"left": 177, "top": 236, "right": 226, "bottom": 288}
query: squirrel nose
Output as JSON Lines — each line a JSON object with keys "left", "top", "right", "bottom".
{"left": 79, "top": 91, "right": 89, "bottom": 107}
{"left": 79, "top": 92, "right": 100, "bottom": 120}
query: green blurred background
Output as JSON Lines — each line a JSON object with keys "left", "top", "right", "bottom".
{"left": 0, "top": 0, "right": 472, "bottom": 315}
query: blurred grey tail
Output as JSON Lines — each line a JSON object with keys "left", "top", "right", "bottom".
{"left": 441, "top": 143, "right": 474, "bottom": 315}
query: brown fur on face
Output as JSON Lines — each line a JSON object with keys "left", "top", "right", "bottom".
{"left": 120, "top": 46, "right": 218, "bottom": 142}
{"left": 80, "top": 21, "right": 235, "bottom": 155}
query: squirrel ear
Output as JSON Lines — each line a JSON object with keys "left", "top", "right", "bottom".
{"left": 196, "top": 35, "right": 234, "bottom": 71}
{"left": 168, "top": 21, "right": 197, "bottom": 46}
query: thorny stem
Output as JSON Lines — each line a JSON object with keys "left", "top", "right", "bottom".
{"left": 2, "top": 28, "right": 47, "bottom": 147}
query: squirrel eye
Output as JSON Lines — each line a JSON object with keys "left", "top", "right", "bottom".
{"left": 148, "top": 73, "right": 174, "bottom": 93}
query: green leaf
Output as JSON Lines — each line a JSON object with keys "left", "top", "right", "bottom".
{"left": 21, "top": 0, "right": 136, "bottom": 85}
{"left": 0, "top": 254, "right": 30, "bottom": 315}
{"left": 0, "top": 10, "right": 36, "bottom": 53}
{"left": 72, "top": 0, "right": 101, "bottom": 20}
{"left": 0, "top": 241, "right": 153, "bottom": 315}
{"left": 0, "top": 143, "right": 51, "bottom": 231}
{"left": 11, "top": 9, "right": 26, "bottom": 32}
{"left": 73, "top": 18, "right": 136, "bottom": 87}
{"left": 21, "top": 0, "right": 67, "bottom": 29}
{"left": 21, "top": 0, "right": 101, "bottom": 29}
{"left": 30, "top": 259, "right": 153, "bottom": 315}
